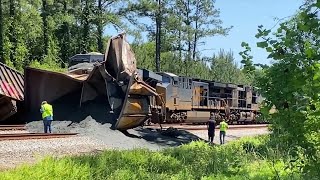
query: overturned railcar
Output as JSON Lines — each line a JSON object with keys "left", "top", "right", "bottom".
{"left": 24, "top": 33, "right": 164, "bottom": 130}
{"left": 0, "top": 62, "right": 24, "bottom": 122}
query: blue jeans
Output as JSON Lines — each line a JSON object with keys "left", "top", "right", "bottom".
{"left": 220, "top": 131, "right": 226, "bottom": 144}
{"left": 43, "top": 118, "right": 52, "bottom": 133}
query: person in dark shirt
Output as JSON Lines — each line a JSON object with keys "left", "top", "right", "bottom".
{"left": 207, "top": 113, "right": 216, "bottom": 144}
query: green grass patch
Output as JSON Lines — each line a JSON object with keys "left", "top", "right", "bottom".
{"left": 0, "top": 136, "right": 305, "bottom": 180}
{"left": 28, "top": 60, "right": 67, "bottom": 73}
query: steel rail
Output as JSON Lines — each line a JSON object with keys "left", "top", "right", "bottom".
{"left": 0, "top": 125, "right": 26, "bottom": 131}
{"left": 146, "top": 124, "right": 269, "bottom": 131}
{"left": 0, "top": 133, "right": 78, "bottom": 141}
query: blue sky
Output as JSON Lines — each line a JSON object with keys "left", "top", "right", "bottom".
{"left": 104, "top": 0, "right": 303, "bottom": 66}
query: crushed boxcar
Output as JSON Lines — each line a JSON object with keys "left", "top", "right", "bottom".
{"left": 24, "top": 33, "right": 164, "bottom": 130}
{"left": 0, "top": 62, "right": 24, "bottom": 121}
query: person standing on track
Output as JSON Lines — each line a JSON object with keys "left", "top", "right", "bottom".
{"left": 207, "top": 113, "right": 216, "bottom": 144}
{"left": 219, "top": 119, "right": 228, "bottom": 144}
{"left": 40, "top": 101, "right": 53, "bottom": 133}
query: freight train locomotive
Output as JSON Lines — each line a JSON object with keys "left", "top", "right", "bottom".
{"left": 137, "top": 69, "right": 262, "bottom": 125}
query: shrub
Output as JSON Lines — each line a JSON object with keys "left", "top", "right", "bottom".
{"left": 0, "top": 136, "right": 306, "bottom": 180}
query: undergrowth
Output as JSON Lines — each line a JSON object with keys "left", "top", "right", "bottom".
{"left": 28, "top": 60, "right": 67, "bottom": 73}
{"left": 0, "top": 135, "right": 312, "bottom": 180}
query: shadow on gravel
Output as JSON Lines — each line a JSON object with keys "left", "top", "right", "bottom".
{"left": 126, "top": 127, "right": 203, "bottom": 147}
{"left": 51, "top": 93, "right": 119, "bottom": 128}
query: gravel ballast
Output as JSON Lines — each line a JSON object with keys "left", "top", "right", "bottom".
{"left": 0, "top": 136, "right": 107, "bottom": 170}
{"left": 26, "top": 117, "right": 201, "bottom": 150}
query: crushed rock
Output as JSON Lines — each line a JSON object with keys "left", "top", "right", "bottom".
{"left": 26, "top": 117, "right": 201, "bottom": 151}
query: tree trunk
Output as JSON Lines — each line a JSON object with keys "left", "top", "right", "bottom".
{"left": 155, "top": 0, "right": 161, "bottom": 72}
{"left": 9, "top": 0, "right": 16, "bottom": 66}
{"left": 42, "top": 0, "right": 49, "bottom": 56}
{"left": 0, "top": 0, "right": 3, "bottom": 63}
{"left": 185, "top": 0, "right": 191, "bottom": 76}
{"left": 97, "top": 0, "right": 103, "bottom": 53}
{"left": 82, "top": 0, "right": 90, "bottom": 53}
{"left": 178, "top": 28, "right": 183, "bottom": 74}
{"left": 192, "top": 0, "right": 200, "bottom": 61}
{"left": 61, "top": 0, "right": 70, "bottom": 67}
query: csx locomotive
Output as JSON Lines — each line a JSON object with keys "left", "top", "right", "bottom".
{"left": 137, "top": 69, "right": 262, "bottom": 125}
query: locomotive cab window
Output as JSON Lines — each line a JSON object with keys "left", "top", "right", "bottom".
{"left": 163, "top": 76, "right": 171, "bottom": 83}
{"left": 172, "top": 77, "right": 179, "bottom": 86}
{"left": 252, "top": 92, "right": 257, "bottom": 104}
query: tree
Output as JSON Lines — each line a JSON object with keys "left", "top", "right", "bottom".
{"left": 124, "top": 0, "right": 169, "bottom": 72}
{"left": 210, "top": 49, "right": 248, "bottom": 84}
{"left": 255, "top": 1, "right": 320, "bottom": 176}
{"left": 42, "top": 0, "right": 49, "bottom": 56}
{"left": 191, "top": 0, "right": 231, "bottom": 61}
{"left": 239, "top": 42, "right": 255, "bottom": 75}
{"left": 94, "top": 0, "right": 125, "bottom": 53}
{"left": 9, "top": 0, "right": 18, "bottom": 66}
{"left": 175, "top": 0, "right": 231, "bottom": 75}
{"left": 0, "top": 0, "right": 3, "bottom": 63}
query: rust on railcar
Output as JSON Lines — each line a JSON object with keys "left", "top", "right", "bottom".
{"left": 0, "top": 62, "right": 24, "bottom": 101}
{"left": 0, "top": 62, "right": 24, "bottom": 121}
{"left": 24, "top": 33, "right": 164, "bottom": 130}
{"left": 103, "top": 33, "right": 164, "bottom": 130}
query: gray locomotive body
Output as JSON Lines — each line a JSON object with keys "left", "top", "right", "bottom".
{"left": 140, "top": 71, "right": 262, "bottom": 124}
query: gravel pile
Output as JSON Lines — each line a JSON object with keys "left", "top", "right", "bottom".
{"left": 0, "top": 95, "right": 203, "bottom": 170}
{"left": 26, "top": 117, "right": 201, "bottom": 150}
{"left": 26, "top": 96, "right": 201, "bottom": 151}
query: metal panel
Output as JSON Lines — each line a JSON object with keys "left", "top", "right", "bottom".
{"left": 0, "top": 62, "right": 24, "bottom": 101}
{"left": 186, "top": 111, "right": 210, "bottom": 122}
{"left": 0, "top": 96, "right": 17, "bottom": 121}
{"left": 141, "top": 69, "right": 162, "bottom": 82}
{"left": 24, "top": 68, "right": 83, "bottom": 120}
{"left": 227, "top": 83, "right": 237, "bottom": 89}
{"left": 114, "top": 75, "right": 164, "bottom": 130}
{"left": 214, "top": 82, "right": 227, "bottom": 88}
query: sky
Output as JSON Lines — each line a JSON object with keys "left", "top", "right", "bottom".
{"left": 104, "top": 0, "right": 304, "bottom": 66}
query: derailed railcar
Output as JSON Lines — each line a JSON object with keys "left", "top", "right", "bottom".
{"left": 24, "top": 33, "right": 165, "bottom": 130}
{"left": 149, "top": 72, "right": 261, "bottom": 124}
{"left": 0, "top": 62, "right": 24, "bottom": 122}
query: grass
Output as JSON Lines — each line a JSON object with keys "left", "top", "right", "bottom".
{"left": 28, "top": 60, "right": 67, "bottom": 73}
{"left": 0, "top": 135, "right": 306, "bottom": 180}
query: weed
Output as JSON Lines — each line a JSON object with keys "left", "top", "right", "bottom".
{"left": 0, "top": 136, "right": 308, "bottom": 180}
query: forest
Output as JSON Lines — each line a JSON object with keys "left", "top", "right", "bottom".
{"left": 0, "top": 0, "right": 319, "bottom": 178}
{"left": 0, "top": 0, "right": 260, "bottom": 85}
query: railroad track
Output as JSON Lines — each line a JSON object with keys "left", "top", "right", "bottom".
{"left": 146, "top": 124, "right": 269, "bottom": 131}
{"left": 0, "top": 125, "right": 26, "bottom": 131}
{"left": 0, "top": 133, "right": 78, "bottom": 141}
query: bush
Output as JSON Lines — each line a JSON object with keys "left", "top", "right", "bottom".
{"left": 0, "top": 136, "right": 305, "bottom": 180}
{"left": 28, "top": 60, "right": 67, "bottom": 73}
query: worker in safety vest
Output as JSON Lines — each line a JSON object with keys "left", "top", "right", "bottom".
{"left": 219, "top": 119, "right": 228, "bottom": 144}
{"left": 40, "top": 101, "right": 53, "bottom": 133}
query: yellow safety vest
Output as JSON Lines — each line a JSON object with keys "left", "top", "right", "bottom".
{"left": 41, "top": 103, "right": 53, "bottom": 119}
{"left": 220, "top": 121, "right": 228, "bottom": 132}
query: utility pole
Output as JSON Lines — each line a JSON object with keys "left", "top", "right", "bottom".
{"left": 155, "top": 0, "right": 161, "bottom": 72}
